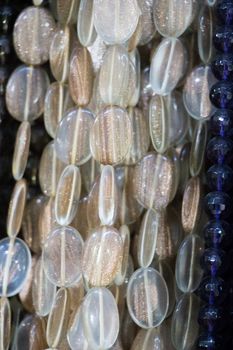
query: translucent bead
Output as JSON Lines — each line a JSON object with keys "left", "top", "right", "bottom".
{"left": 32, "top": 257, "right": 56, "bottom": 317}
{"left": 17, "top": 314, "right": 47, "bottom": 349}
{"left": 69, "top": 46, "right": 94, "bottom": 107}
{"left": 82, "top": 226, "right": 123, "bottom": 287}
{"left": 115, "top": 225, "right": 130, "bottom": 285}
{"left": 90, "top": 106, "right": 132, "bottom": 165}
{"left": 210, "top": 108, "right": 233, "bottom": 136}
{"left": 200, "top": 248, "right": 227, "bottom": 274}
{"left": 93, "top": 0, "right": 140, "bottom": 44}
{"left": 13, "top": 7, "right": 55, "bottom": 65}
{"left": 80, "top": 157, "right": 100, "bottom": 193}
{"left": 50, "top": 26, "right": 74, "bottom": 83}
{"left": 0, "top": 297, "right": 11, "bottom": 350}
{"left": 204, "top": 191, "right": 232, "bottom": 219}
{"left": 50, "top": 0, "right": 79, "bottom": 24}
{"left": 153, "top": 0, "right": 194, "bottom": 38}
{"left": 42, "top": 226, "right": 83, "bottom": 287}
{"left": 198, "top": 304, "right": 225, "bottom": 332}
{"left": 203, "top": 219, "right": 232, "bottom": 249}
{"left": 87, "top": 35, "right": 108, "bottom": 74}
{"left": 138, "top": 0, "right": 156, "bottom": 45}
{"left": 12, "top": 121, "right": 31, "bottom": 180}
{"left": 183, "top": 65, "right": 215, "bottom": 120}
{"left": 211, "top": 54, "right": 233, "bottom": 81}
{"left": 128, "top": 49, "right": 141, "bottom": 107}
{"left": 67, "top": 305, "right": 91, "bottom": 350}
{"left": 77, "top": 0, "right": 97, "bottom": 47}
{"left": 55, "top": 107, "right": 94, "bottom": 166}
{"left": 198, "top": 276, "right": 227, "bottom": 304}
{"left": 198, "top": 5, "right": 213, "bottom": 64}
{"left": 207, "top": 164, "right": 233, "bottom": 191}
{"left": 150, "top": 38, "right": 187, "bottom": 95}
{"left": 197, "top": 333, "right": 223, "bottom": 349}
{"left": 39, "top": 141, "right": 65, "bottom": 197}
{"left": 0, "top": 237, "right": 31, "bottom": 297}
{"left": 213, "top": 25, "right": 233, "bottom": 53}
{"left": 86, "top": 177, "right": 102, "bottom": 230}
{"left": 171, "top": 294, "right": 200, "bottom": 350}
{"left": 189, "top": 121, "right": 207, "bottom": 177}
{"left": 72, "top": 197, "right": 89, "bottom": 240}
{"left": 55, "top": 165, "right": 81, "bottom": 226}
{"left": 127, "top": 267, "right": 168, "bottom": 328}
{"left": 69, "top": 279, "right": 85, "bottom": 312}
{"left": 46, "top": 288, "right": 70, "bottom": 348}
{"left": 6, "top": 65, "right": 49, "bottom": 122}
{"left": 216, "top": 0, "right": 233, "bottom": 25}
{"left": 182, "top": 176, "right": 201, "bottom": 234}
{"left": 38, "top": 197, "right": 59, "bottom": 249}
{"left": 210, "top": 81, "right": 233, "bottom": 109}
{"left": 207, "top": 136, "right": 233, "bottom": 164}
{"left": 19, "top": 256, "right": 37, "bottom": 313}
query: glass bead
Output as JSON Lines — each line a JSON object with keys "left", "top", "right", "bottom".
{"left": 204, "top": 191, "right": 232, "bottom": 219}
{"left": 197, "top": 333, "right": 223, "bottom": 349}
{"left": 42, "top": 226, "right": 83, "bottom": 287}
{"left": 69, "top": 46, "right": 94, "bottom": 107}
{"left": 127, "top": 267, "right": 168, "bottom": 329}
{"left": 55, "top": 165, "right": 81, "bottom": 226}
{"left": 0, "top": 237, "right": 31, "bottom": 297}
{"left": 77, "top": 0, "right": 97, "bottom": 47}
{"left": 38, "top": 197, "right": 59, "bottom": 249}
{"left": 177, "top": 143, "right": 191, "bottom": 194}
{"left": 82, "top": 226, "right": 123, "bottom": 287}
{"left": 198, "top": 5, "right": 213, "bottom": 64}
{"left": 80, "top": 157, "right": 100, "bottom": 193}
{"left": 210, "top": 109, "right": 233, "bottom": 136}
{"left": 19, "top": 256, "right": 37, "bottom": 313}
{"left": 175, "top": 234, "right": 204, "bottom": 293}
{"left": 55, "top": 107, "right": 94, "bottom": 166}
{"left": 87, "top": 35, "right": 108, "bottom": 74}
{"left": 13, "top": 6, "right": 55, "bottom": 65}
{"left": 182, "top": 176, "right": 201, "bottom": 234}
{"left": 153, "top": 0, "right": 194, "bottom": 38}
{"left": 69, "top": 279, "right": 85, "bottom": 312}
{"left": 90, "top": 106, "right": 132, "bottom": 165}
{"left": 207, "top": 136, "right": 233, "bottom": 164}
{"left": 7, "top": 179, "right": 27, "bottom": 238}
{"left": 82, "top": 287, "right": 119, "bottom": 349}
{"left": 198, "top": 304, "right": 225, "bottom": 332}
{"left": 150, "top": 37, "right": 187, "bottom": 95}
{"left": 198, "top": 276, "right": 227, "bottom": 304}
{"left": 207, "top": 164, "right": 233, "bottom": 192}
{"left": 183, "top": 65, "right": 215, "bottom": 120}
{"left": 216, "top": 0, "right": 233, "bottom": 25}
{"left": 212, "top": 54, "right": 233, "bottom": 81}
{"left": 93, "top": 0, "right": 140, "bottom": 44}
{"left": 128, "top": 49, "right": 141, "bottom": 107}
{"left": 39, "top": 141, "right": 65, "bottom": 197}
{"left": 0, "top": 35, "right": 11, "bottom": 65}
{"left": 6, "top": 65, "right": 49, "bottom": 122}
{"left": 12, "top": 121, "right": 31, "bottom": 181}
{"left": 171, "top": 294, "right": 200, "bottom": 350}
{"left": 86, "top": 177, "right": 102, "bottom": 230}
{"left": 0, "top": 297, "right": 11, "bottom": 350}
{"left": 189, "top": 121, "right": 207, "bottom": 177}
{"left": 46, "top": 288, "right": 70, "bottom": 348}
{"left": 32, "top": 257, "right": 56, "bottom": 317}
{"left": 210, "top": 81, "right": 233, "bottom": 109}
{"left": 137, "top": 0, "right": 156, "bottom": 46}
{"left": 213, "top": 25, "right": 233, "bottom": 53}
{"left": 203, "top": 219, "right": 232, "bottom": 249}
{"left": 0, "top": 5, "right": 16, "bottom": 34}
{"left": 67, "top": 305, "right": 91, "bottom": 350}
{"left": 50, "top": 0, "right": 80, "bottom": 24}
{"left": 17, "top": 314, "right": 47, "bottom": 350}
{"left": 115, "top": 225, "right": 130, "bottom": 286}
{"left": 200, "top": 248, "right": 227, "bottom": 274}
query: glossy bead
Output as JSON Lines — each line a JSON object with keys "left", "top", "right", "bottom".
{"left": 16, "top": 314, "right": 47, "bottom": 349}
{"left": 137, "top": 0, "right": 156, "bottom": 45}
{"left": 77, "top": 0, "right": 97, "bottom": 47}
{"left": 198, "top": 276, "right": 227, "bottom": 304}
{"left": 0, "top": 237, "right": 31, "bottom": 297}
{"left": 0, "top": 5, "right": 16, "bottom": 34}
{"left": 210, "top": 81, "right": 233, "bottom": 109}
{"left": 127, "top": 267, "right": 169, "bottom": 329}
{"left": 203, "top": 220, "right": 232, "bottom": 249}
{"left": 182, "top": 176, "right": 201, "bottom": 234}
{"left": 213, "top": 25, "right": 233, "bottom": 53}
{"left": 207, "top": 164, "right": 233, "bottom": 191}
{"left": 39, "top": 197, "right": 59, "bottom": 249}
{"left": 212, "top": 54, "right": 233, "bottom": 81}
{"left": 197, "top": 333, "right": 222, "bottom": 349}
{"left": 200, "top": 248, "right": 227, "bottom": 275}
{"left": 67, "top": 305, "right": 91, "bottom": 350}
{"left": 216, "top": 1, "right": 233, "bottom": 25}
{"left": 87, "top": 35, "right": 108, "bottom": 74}
{"left": 50, "top": 0, "right": 80, "bottom": 24}
{"left": 206, "top": 136, "right": 233, "bottom": 164}
{"left": 204, "top": 191, "right": 232, "bottom": 219}
{"left": 198, "top": 5, "right": 213, "bottom": 64}
{"left": 198, "top": 304, "right": 225, "bottom": 332}
{"left": 0, "top": 297, "right": 11, "bottom": 350}
{"left": 115, "top": 225, "right": 130, "bottom": 286}
{"left": 210, "top": 109, "right": 233, "bottom": 136}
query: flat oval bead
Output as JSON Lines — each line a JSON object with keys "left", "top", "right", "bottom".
{"left": 13, "top": 6, "right": 55, "bottom": 65}
{"left": 115, "top": 225, "right": 130, "bottom": 286}
{"left": 55, "top": 107, "right": 94, "bottom": 166}
{"left": 7, "top": 179, "right": 27, "bottom": 238}
{"left": 6, "top": 65, "right": 49, "bottom": 122}
{"left": 39, "top": 197, "right": 59, "bottom": 249}
{"left": 138, "top": 0, "right": 156, "bottom": 45}
{"left": 82, "top": 287, "right": 119, "bottom": 349}
{"left": 55, "top": 165, "right": 81, "bottom": 226}
{"left": 171, "top": 294, "right": 200, "bottom": 350}
{"left": 46, "top": 287, "right": 70, "bottom": 348}
{"left": 153, "top": 0, "right": 194, "bottom": 38}
{"left": 182, "top": 176, "right": 201, "bottom": 233}
{"left": 67, "top": 305, "right": 91, "bottom": 350}
{"left": 189, "top": 121, "right": 207, "bottom": 177}
{"left": 127, "top": 267, "right": 168, "bottom": 329}
{"left": 77, "top": 0, "right": 97, "bottom": 47}
{"left": 12, "top": 121, "right": 31, "bottom": 180}
{"left": 19, "top": 256, "right": 37, "bottom": 313}
{"left": 32, "top": 257, "right": 56, "bottom": 317}
{"left": 82, "top": 226, "right": 123, "bottom": 287}
{"left": 17, "top": 314, "right": 47, "bottom": 349}
{"left": 90, "top": 106, "right": 132, "bottom": 165}
{"left": 86, "top": 177, "right": 102, "bottom": 230}
{"left": 69, "top": 46, "right": 94, "bottom": 107}
{"left": 50, "top": 0, "right": 79, "bottom": 24}
{"left": 198, "top": 5, "right": 213, "bottom": 64}
{"left": 0, "top": 297, "right": 11, "bottom": 350}
{"left": 150, "top": 38, "right": 187, "bottom": 95}
{"left": 93, "top": 0, "right": 140, "bottom": 44}
{"left": 42, "top": 226, "right": 83, "bottom": 287}
{"left": 183, "top": 65, "right": 215, "bottom": 120}
{"left": 128, "top": 49, "right": 141, "bottom": 107}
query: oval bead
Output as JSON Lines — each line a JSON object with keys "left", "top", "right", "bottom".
{"left": 7, "top": 179, "right": 27, "bottom": 238}
{"left": 115, "top": 225, "right": 130, "bottom": 286}
{"left": 55, "top": 165, "right": 81, "bottom": 226}
{"left": 69, "top": 46, "right": 94, "bottom": 107}
{"left": 12, "top": 121, "right": 31, "bottom": 180}
{"left": 50, "top": 0, "right": 79, "bottom": 24}
{"left": 182, "top": 176, "right": 201, "bottom": 233}
{"left": 93, "top": 0, "right": 140, "bottom": 44}
{"left": 171, "top": 294, "right": 200, "bottom": 350}
{"left": 0, "top": 297, "right": 11, "bottom": 350}
{"left": 19, "top": 256, "right": 37, "bottom": 313}
{"left": 82, "top": 226, "right": 123, "bottom": 287}
{"left": 127, "top": 267, "right": 168, "bottom": 329}
{"left": 6, "top": 65, "right": 49, "bottom": 122}
{"left": 67, "top": 305, "right": 91, "bottom": 350}
{"left": 77, "top": 0, "right": 97, "bottom": 47}
{"left": 138, "top": 0, "right": 156, "bottom": 45}
{"left": 17, "top": 314, "right": 47, "bottom": 349}
{"left": 87, "top": 35, "right": 108, "bottom": 74}
{"left": 55, "top": 107, "right": 94, "bottom": 166}
{"left": 150, "top": 38, "right": 187, "bottom": 95}
{"left": 198, "top": 5, "right": 213, "bottom": 64}
{"left": 39, "top": 197, "right": 59, "bottom": 249}
{"left": 13, "top": 7, "right": 55, "bottom": 65}
{"left": 80, "top": 157, "right": 100, "bottom": 193}
{"left": 190, "top": 121, "right": 207, "bottom": 177}
{"left": 42, "top": 226, "right": 83, "bottom": 287}
{"left": 90, "top": 106, "right": 132, "bottom": 165}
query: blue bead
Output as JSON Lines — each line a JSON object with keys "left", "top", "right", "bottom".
{"left": 211, "top": 54, "right": 233, "bottom": 81}
{"left": 206, "top": 136, "right": 233, "bottom": 165}
{"left": 198, "top": 305, "right": 226, "bottom": 331}
{"left": 216, "top": 1, "right": 233, "bottom": 25}
{"left": 206, "top": 164, "right": 233, "bottom": 191}
{"left": 213, "top": 25, "right": 233, "bottom": 53}
{"left": 203, "top": 220, "right": 232, "bottom": 249}
{"left": 204, "top": 191, "right": 232, "bottom": 219}
{"left": 210, "top": 109, "right": 233, "bottom": 136}
{"left": 210, "top": 81, "right": 233, "bottom": 109}
{"left": 200, "top": 248, "right": 228, "bottom": 275}
{"left": 198, "top": 276, "right": 227, "bottom": 304}
{"left": 197, "top": 333, "right": 223, "bottom": 349}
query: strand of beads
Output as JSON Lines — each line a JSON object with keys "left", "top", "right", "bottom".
{"left": 197, "top": 1, "right": 233, "bottom": 348}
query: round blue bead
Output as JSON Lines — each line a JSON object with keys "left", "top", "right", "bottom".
{"left": 197, "top": 333, "right": 223, "bottom": 349}
{"left": 203, "top": 220, "right": 232, "bottom": 249}
{"left": 198, "top": 305, "right": 226, "bottom": 331}
{"left": 206, "top": 164, "right": 233, "bottom": 191}
{"left": 198, "top": 276, "right": 227, "bottom": 304}
{"left": 210, "top": 81, "right": 233, "bottom": 109}
{"left": 206, "top": 136, "right": 233, "bottom": 165}
{"left": 211, "top": 54, "right": 233, "bottom": 81}
{"left": 204, "top": 191, "right": 232, "bottom": 219}
{"left": 216, "top": 1, "right": 233, "bottom": 25}
{"left": 200, "top": 248, "right": 228, "bottom": 275}
{"left": 210, "top": 109, "right": 233, "bottom": 136}
{"left": 213, "top": 25, "right": 233, "bottom": 53}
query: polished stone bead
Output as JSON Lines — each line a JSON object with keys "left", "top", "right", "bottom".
{"left": 198, "top": 276, "right": 227, "bottom": 305}
{"left": 200, "top": 248, "right": 228, "bottom": 275}
{"left": 211, "top": 54, "right": 233, "bottom": 81}
{"left": 213, "top": 25, "right": 233, "bottom": 53}
{"left": 210, "top": 109, "right": 233, "bottom": 136}
{"left": 216, "top": 1, "right": 233, "bottom": 25}
{"left": 207, "top": 164, "right": 233, "bottom": 191}
{"left": 206, "top": 136, "right": 233, "bottom": 164}
{"left": 197, "top": 333, "right": 223, "bottom": 349}
{"left": 198, "top": 305, "right": 226, "bottom": 331}
{"left": 0, "top": 5, "right": 16, "bottom": 34}
{"left": 210, "top": 81, "right": 233, "bottom": 109}
{"left": 203, "top": 220, "right": 232, "bottom": 250}
{"left": 204, "top": 191, "right": 232, "bottom": 219}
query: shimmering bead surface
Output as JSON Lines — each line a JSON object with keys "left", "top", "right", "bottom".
{"left": 204, "top": 191, "right": 232, "bottom": 219}
{"left": 203, "top": 220, "right": 232, "bottom": 249}
{"left": 216, "top": 1, "right": 233, "bottom": 25}
{"left": 0, "top": 297, "right": 11, "bottom": 350}
{"left": 207, "top": 164, "right": 233, "bottom": 191}
{"left": 210, "top": 81, "right": 233, "bottom": 109}
{"left": 50, "top": 0, "right": 80, "bottom": 24}
{"left": 190, "top": 121, "right": 207, "bottom": 176}
{"left": 137, "top": 0, "right": 156, "bottom": 45}
{"left": 182, "top": 176, "right": 201, "bottom": 233}
{"left": 212, "top": 54, "right": 233, "bottom": 81}
{"left": 198, "top": 276, "right": 227, "bottom": 304}
{"left": 206, "top": 136, "right": 233, "bottom": 164}
{"left": 200, "top": 248, "right": 227, "bottom": 274}
{"left": 67, "top": 305, "right": 91, "bottom": 350}
{"left": 210, "top": 109, "right": 233, "bottom": 136}
{"left": 16, "top": 315, "right": 47, "bottom": 349}
{"left": 198, "top": 305, "right": 225, "bottom": 332}
{"left": 78, "top": 0, "right": 97, "bottom": 47}
{"left": 213, "top": 25, "right": 233, "bottom": 53}
{"left": 198, "top": 5, "right": 213, "bottom": 64}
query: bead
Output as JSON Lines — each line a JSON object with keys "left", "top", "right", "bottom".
{"left": 190, "top": 121, "right": 207, "bottom": 176}
{"left": 67, "top": 305, "right": 91, "bottom": 350}
{"left": 115, "top": 225, "right": 130, "bottom": 286}
{"left": 198, "top": 5, "right": 213, "bottom": 64}
{"left": 77, "top": 0, "right": 97, "bottom": 47}
{"left": 87, "top": 35, "right": 107, "bottom": 74}
{"left": 216, "top": 1, "right": 233, "bottom": 25}
{"left": 211, "top": 54, "right": 233, "bottom": 81}
{"left": 42, "top": 226, "right": 83, "bottom": 287}
{"left": 17, "top": 315, "right": 47, "bottom": 349}
{"left": 0, "top": 5, "right": 16, "bottom": 34}
{"left": 178, "top": 143, "right": 191, "bottom": 193}
{"left": 50, "top": 0, "right": 80, "bottom": 25}
{"left": 204, "top": 191, "right": 232, "bottom": 219}
{"left": 210, "top": 109, "right": 233, "bottom": 136}
{"left": 203, "top": 220, "right": 232, "bottom": 249}
{"left": 80, "top": 157, "right": 100, "bottom": 193}
{"left": 200, "top": 248, "right": 228, "bottom": 275}
{"left": 206, "top": 136, "right": 233, "bottom": 164}
{"left": 6, "top": 65, "right": 49, "bottom": 122}
{"left": 0, "top": 66, "right": 9, "bottom": 96}
{"left": 150, "top": 37, "right": 187, "bottom": 95}
{"left": 210, "top": 81, "right": 233, "bottom": 109}
{"left": 182, "top": 176, "right": 201, "bottom": 234}
{"left": 127, "top": 267, "right": 168, "bottom": 329}
{"left": 0, "top": 237, "right": 31, "bottom": 297}
{"left": 197, "top": 333, "right": 222, "bottom": 349}
{"left": 0, "top": 35, "right": 11, "bottom": 65}
{"left": 213, "top": 25, "right": 233, "bottom": 53}
{"left": 207, "top": 164, "right": 233, "bottom": 191}
{"left": 39, "top": 197, "right": 59, "bottom": 249}
{"left": 13, "top": 7, "right": 55, "bottom": 65}
{"left": 137, "top": 0, "right": 156, "bottom": 46}
{"left": 198, "top": 304, "right": 225, "bottom": 332}
{"left": 0, "top": 297, "right": 11, "bottom": 350}
{"left": 198, "top": 276, "right": 227, "bottom": 304}
{"left": 19, "top": 256, "right": 37, "bottom": 313}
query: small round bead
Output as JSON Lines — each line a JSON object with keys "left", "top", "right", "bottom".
{"left": 206, "top": 164, "right": 233, "bottom": 191}
{"left": 210, "top": 109, "right": 233, "bottom": 136}
{"left": 204, "top": 191, "right": 232, "bottom": 219}
{"left": 198, "top": 276, "right": 227, "bottom": 304}
{"left": 213, "top": 25, "right": 233, "bottom": 53}
{"left": 211, "top": 54, "right": 233, "bottom": 81}
{"left": 198, "top": 305, "right": 226, "bottom": 332}
{"left": 210, "top": 81, "right": 233, "bottom": 109}
{"left": 216, "top": 1, "right": 233, "bottom": 25}
{"left": 203, "top": 220, "right": 232, "bottom": 249}
{"left": 206, "top": 136, "right": 233, "bottom": 164}
{"left": 0, "top": 5, "right": 16, "bottom": 34}
{"left": 200, "top": 248, "right": 228, "bottom": 274}
{"left": 197, "top": 333, "right": 223, "bottom": 349}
